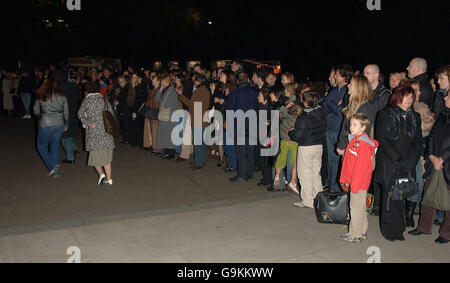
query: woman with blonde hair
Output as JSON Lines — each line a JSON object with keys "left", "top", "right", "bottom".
{"left": 389, "top": 73, "right": 403, "bottom": 91}
{"left": 337, "top": 74, "right": 377, "bottom": 155}
{"left": 281, "top": 72, "right": 295, "bottom": 87}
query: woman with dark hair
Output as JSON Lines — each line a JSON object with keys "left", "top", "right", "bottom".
{"left": 78, "top": 81, "right": 116, "bottom": 187}
{"left": 434, "top": 65, "right": 450, "bottom": 116}
{"left": 123, "top": 72, "right": 147, "bottom": 147}
{"left": 113, "top": 75, "right": 130, "bottom": 142}
{"left": 374, "top": 85, "right": 424, "bottom": 241}
{"left": 257, "top": 88, "right": 275, "bottom": 188}
{"left": 269, "top": 87, "right": 285, "bottom": 110}
{"left": 34, "top": 79, "right": 69, "bottom": 177}
{"left": 289, "top": 91, "right": 328, "bottom": 208}
{"left": 222, "top": 83, "right": 238, "bottom": 173}
{"left": 210, "top": 79, "right": 226, "bottom": 165}
{"left": 220, "top": 70, "right": 235, "bottom": 85}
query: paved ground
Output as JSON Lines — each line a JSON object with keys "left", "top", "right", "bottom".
{"left": 1, "top": 196, "right": 449, "bottom": 263}
{"left": 0, "top": 114, "right": 280, "bottom": 234}
{"left": 0, "top": 114, "right": 448, "bottom": 263}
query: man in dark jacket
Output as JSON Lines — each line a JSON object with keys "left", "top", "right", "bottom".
{"left": 407, "top": 58, "right": 435, "bottom": 112}
{"left": 364, "top": 64, "right": 392, "bottom": 112}
{"left": 226, "top": 72, "right": 258, "bottom": 182}
{"left": 363, "top": 64, "right": 392, "bottom": 215}
{"left": 18, "top": 69, "right": 36, "bottom": 119}
{"left": 322, "top": 64, "right": 353, "bottom": 192}
{"left": 53, "top": 70, "right": 82, "bottom": 163}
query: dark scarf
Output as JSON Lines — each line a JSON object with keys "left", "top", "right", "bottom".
{"left": 126, "top": 85, "right": 137, "bottom": 107}
{"left": 386, "top": 106, "right": 417, "bottom": 140}
{"left": 441, "top": 107, "right": 450, "bottom": 124}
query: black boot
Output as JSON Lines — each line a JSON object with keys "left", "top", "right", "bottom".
{"left": 405, "top": 201, "right": 418, "bottom": 228}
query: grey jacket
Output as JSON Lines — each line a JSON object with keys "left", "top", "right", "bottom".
{"left": 34, "top": 96, "right": 69, "bottom": 128}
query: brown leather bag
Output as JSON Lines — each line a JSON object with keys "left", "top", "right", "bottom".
{"left": 103, "top": 98, "right": 120, "bottom": 137}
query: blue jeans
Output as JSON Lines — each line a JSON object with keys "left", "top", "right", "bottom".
{"left": 176, "top": 116, "right": 184, "bottom": 154}
{"left": 408, "top": 160, "right": 424, "bottom": 203}
{"left": 21, "top": 92, "right": 32, "bottom": 116}
{"left": 286, "top": 149, "right": 294, "bottom": 183}
{"left": 436, "top": 210, "right": 445, "bottom": 224}
{"left": 223, "top": 132, "right": 237, "bottom": 169}
{"left": 326, "top": 130, "right": 341, "bottom": 192}
{"left": 37, "top": 126, "right": 65, "bottom": 172}
{"left": 61, "top": 137, "right": 79, "bottom": 161}
{"left": 193, "top": 126, "right": 206, "bottom": 166}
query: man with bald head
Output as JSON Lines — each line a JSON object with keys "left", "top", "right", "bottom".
{"left": 407, "top": 58, "right": 435, "bottom": 111}
{"left": 364, "top": 64, "right": 392, "bottom": 112}
{"left": 363, "top": 64, "right": 392, "bottom": 216}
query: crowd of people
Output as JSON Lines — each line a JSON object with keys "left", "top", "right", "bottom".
{"left": 0, "top": 58, "right": 449, "bottom": 245}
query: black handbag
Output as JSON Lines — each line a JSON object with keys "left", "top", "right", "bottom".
{"left": 384, "top": 170, "right": 419, "bottom": 224}
{"left": 389, "top": 172, "right": 418, "bottom": 201}
{"left": 145, "top": 108, "right": 159, "bottom": 120}
{"left": 314, "top": 191, "right": 350, "bottom": 225}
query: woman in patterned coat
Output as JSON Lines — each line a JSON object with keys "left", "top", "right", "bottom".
{"left": 78, "top": 81, "right": 116, "bottom": 187}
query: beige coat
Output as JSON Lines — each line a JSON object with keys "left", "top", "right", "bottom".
{"left": 414, "top": 101, "right": 435, "bottom": 137}
{"left": 2, "top": 78, "right": 18, "bottom": 111}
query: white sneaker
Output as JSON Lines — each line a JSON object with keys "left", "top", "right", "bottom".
{"left": 98, "top": 174, "right": 106, "bottom": 187}
{"left": 103, "top": 179, "right": 113, "bottom": 186}
{"left": 294, "top": 202, "right": 305, "bottom": 208}
{"left": 288, "top": 183, "right": 300, "bottom": 195}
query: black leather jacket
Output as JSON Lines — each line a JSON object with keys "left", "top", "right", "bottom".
{"left": 425, "top": 107, "right": 450, "bottom": 184}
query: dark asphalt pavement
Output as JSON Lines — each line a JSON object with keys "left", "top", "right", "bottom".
{"left": 0, "top": 114, "right": 284, "bottom": 235}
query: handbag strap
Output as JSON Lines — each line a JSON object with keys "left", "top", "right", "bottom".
{"left": 160, "top": 88, "right": 170, "bottom": 107}
{"left": 103, "top": 97, "right": 108, "bottom": 112}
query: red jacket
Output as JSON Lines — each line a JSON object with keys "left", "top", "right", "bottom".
{"left": 340, "top": 133, "right": 379, "bottom": 194}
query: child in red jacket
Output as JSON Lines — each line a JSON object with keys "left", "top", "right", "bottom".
{"left": 340, "top": 113, "right": 379, "bottom": 244}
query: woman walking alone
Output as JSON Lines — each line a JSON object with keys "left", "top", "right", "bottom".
{"left": 34, "top": 78, "right": 69, "bottom": 177}
{"left": 78, "top": 82, "right": 116, "bottom": 187}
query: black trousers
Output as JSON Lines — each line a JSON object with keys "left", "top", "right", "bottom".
{"left": 124, "top": 116, "right": 143, "bottom": 147}
{"left": 321, "top": 138, "right": 330, "bottom": 187}
{"left": 371, "top": 182, "right": 382, "bottom": 209}
{"left": 236, "top": 145, "right": 255, "bottom": 179}
{"left": 258, "top": 146, "right": 273, "bottom": 185}
{"left": 380, "top": 182, "right": 406, "bottom": 239}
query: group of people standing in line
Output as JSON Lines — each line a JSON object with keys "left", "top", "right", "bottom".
{"left": 0, "top": 57, "right": 449, "bottom": 245}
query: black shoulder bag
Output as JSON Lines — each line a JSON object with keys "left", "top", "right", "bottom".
{"left": 384, "top": 167, "right": 418, "bottom": 224}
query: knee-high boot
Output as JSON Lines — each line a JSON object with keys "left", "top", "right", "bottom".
{"left": 406, "top": 200, "right": 418, "bottom": 228}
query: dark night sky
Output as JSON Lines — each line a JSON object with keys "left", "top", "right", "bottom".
{"left": 1, "top": 0, "right": 449, "bottom": 80}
